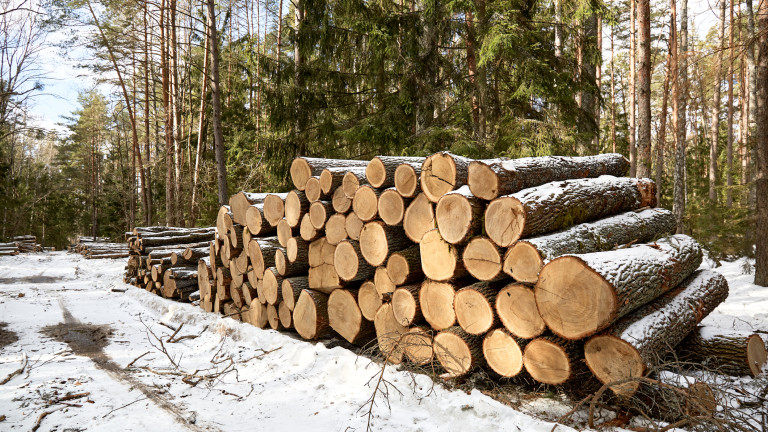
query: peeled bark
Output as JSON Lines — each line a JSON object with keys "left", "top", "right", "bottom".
{"left": 504, "top": 208, "right": 676, "bottom": 283}
{"left": 676, "top": 326, "right": 767, "bottom": 377}
{"left": 536, "top": 234, "right": 703, "bottom": 340}
{"left": 584, "top": 270, "right": 728, "bottom": 397}
{"left": 485, "top": 176, "right": 656, "bottom": 247}
{"left": 366, "top": 156, "right": 426, "bottom": 188}
{"left": 468, "top": 154, "right": 630, "bottom": 201}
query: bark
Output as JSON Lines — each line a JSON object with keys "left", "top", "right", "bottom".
{"left": 637, "top": 0, "right": 651, "bottom": 177}
{"left": 674, "top": 0, "right": 688, "bottom": 233}
{"left": 629, "top": 0, "right": 637, "bottom": 176}
{"left": 757, "top": 0, "right": 768, "bottom": 286}
{"left": 584, "top": 270, "right": 728, "bottom": 397}
{"left": 657, "top": 38, "right": 672, "bottom": 205}
{"left": 207, "top": 0, "right": 228, "bottom": 206}
{"left": 504, "top": 208, "right": 676, "bottom": 283}
{"left": 467, "top": 154, "right": 629, "bottom": 201}
{"left": 676, "top": 326, "right": 767, "bottom": 377}
{"left": 536, "top": 234, "right": 703, "bottom": 340}
{"left": 726, "top": 0, "right": 735, "bottom": 208}
{"left": 710, "top": 0, "right": 726, "bottom": 203}
{"left": 485, "top": 176, "right": 656, "bottom": 247}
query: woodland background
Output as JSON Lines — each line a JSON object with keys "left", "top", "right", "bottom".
{"left": 1, "top": 0, "right": 767, "bottom": 283}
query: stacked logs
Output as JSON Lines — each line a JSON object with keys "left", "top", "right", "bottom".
{"left": 122, "top": 226, "right": 214, "bottom": 300}
{"left": 0, "top": 242, "right": 20, "bottom": 256}
{"left": 133, "top": 152, "right": 766, "bottom": 415}
{"left": 13, "top": 235, "right": 42, "bottom": 253}
{"left": 73, "top": 236, "right": 131, "bottom": 259}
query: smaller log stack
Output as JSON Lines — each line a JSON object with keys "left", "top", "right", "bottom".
{"left": 124, "top": 152, "right": 767, "bottom": 422}
{"left": 122, "top": 226, "right": 215, "bottom": 300}
{"left": 73, "top": 236, "right": 131, "bottom": 259}
{"left": 0, "top": 242, "right": 20, "bottom": 256}
{"left": 13, "top": 235, "right": 42, "bottom": 253}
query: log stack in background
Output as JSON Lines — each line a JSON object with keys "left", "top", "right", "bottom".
{"left": 14, "top": 235, "right": 42, "bottom": 253}
{"left": 72, "top": 236, "right": 131, "bottom": 259}
{"left": 122, "top": 226, "right": 215, "bottom": 300}
{"left": 124, "top": 152, "right": 768, "bottom": 413}
{"left": 0, "top": 242, "right": 20, "bottom": 256}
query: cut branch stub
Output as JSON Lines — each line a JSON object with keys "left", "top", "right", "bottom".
{"left": 467, "top": 153, "right": 630, "bottom": 201}
{"left": 584, "top": 270, "right": 729, "bottom": 398}
{"left": 485, "top": 176, "right": 657, "bottom": 247}
{"left": 483, "top": 329, "right": 525, "bottom": 378}
{"left": 504, "top": 208, "right": 676, "bottom": 283}
{"left": 536, "top": 234, "right": 703, "bottom": 340}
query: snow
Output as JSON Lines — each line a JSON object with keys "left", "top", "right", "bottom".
{"left": 0, "top": 252, "right": 577, "bottom": 432}
{"left": 1, "top": 251, "right": 765, "bottom": 432}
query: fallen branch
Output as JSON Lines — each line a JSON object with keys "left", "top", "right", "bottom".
{"left": 32, "top": 406, "right": 67, "bottom": 432}
{"left": 125, "top": 351, "right": 150, "bottom": 368}
{"left": 0, "top": 353, "right": 27, "bottom": 385}
{"left": 50, "top": 392, "right": 90, "bottom": 404}
{"left": 101, "top": 397, "right": 149, "bottom": 418}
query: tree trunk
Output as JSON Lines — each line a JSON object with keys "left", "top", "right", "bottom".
{"left": 710, "top": 0, "right": 726, "bottom": 203}
{"left": 756, "top": 0, "right": 768, "bottom": 286}
{"left": 629, "top": 0, "right": 637, "bottom": 176}
{"left": 636, "top": 0, "right": 651, "bottom": 177}
{"left": 726, "top": 0, "right": 735, "bottom": 208}
{"left": 674, "top": 0, "right": 689, "bottom": 233}
{"left": 536, "top": 234, "right": 702, "bottom": 340}
{"left": 207, "top": 0, "right": 229, "bottom": 206}
{"left": 657, "top": 37, "right": 672, "bottom": 205}
{"left": 584, "top": 270, "right": 728, "bottom": 398}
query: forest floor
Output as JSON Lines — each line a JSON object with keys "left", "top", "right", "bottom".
{"left": 0, "top": 252, "right": 765, "bottom": 432}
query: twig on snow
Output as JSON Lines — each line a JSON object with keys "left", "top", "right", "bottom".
{"left": 125, "top": 351, "right": 151, "bottom": 369}
{"left": 101, "top": 397, "right": 149, "bottom": 418}
{"left": 0, "top": 352, "right": 27, "bottom": 385}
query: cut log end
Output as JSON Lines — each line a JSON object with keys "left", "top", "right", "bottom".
{"left": 328, "top": 289, "right": 369, "bottom": 344}
{"left": 503, "top": 242, "right": 543, "bottom": 283}
{"left": 462, "top": 237, "right": 502, "bottom": 281}
{"left": 305, "top": 177, "right": 322, "bottom": 202}
{"left": 454, "top": 287, "right": 495, "bottom": 335}
{"left": 378, "top": 189, "right": 406, "bottom": 226}
{"left": 392, "top": 286, "right": 419, "bottom": 326}
{"left": 293, "top": 289, "right": 330, "bottom": 340}
{"left": 467, "top": 162, "right": 499, "bottom": 201}
{"left": 403, "top": 193, "right": 435, "bottom": 243}
{"left": 483, "top": 329, "right": 524, "bottom": 378}
{"left": 309, "top": 201, "right": 331, "bottom": 229}
{"left": 358, "top": 281, "right": 381, "bottom": 321}
{"left": 352, "top": 186, "right": 379, "bottom": 222}
{"left": 332, "top": 186, "right": 352, "bottom": 213}
{"left": 433, "top": 328, "right": 480, "bottom": 378}
{"left": 394, "top": 164, "right": 419, "bottom": 197}
{"left": 584, "top": 335, "right": 644, "bottom": 397}
{"left": 325, "top": 213, "right": 348, "bottom": 245}
{"left": 484, "top": 196, "right": 525, "bottom": 247}
{"left": 420, "top": 229, "right": 460, "bottom": 281}
{"left": 535, "top": 256, "right": 615, "bottom": 340}
{"left": 435, "top": 193, "right": 475, "bottom": 244}
{"left": 374, "top": 266, "right": 395, "bottom": 296}
{"left": 748, "top": 334, "right": 768, "bottom": 376}
{"left": 345, "top": 212, "right": 363, "bottom": 241}
{"left": 278, "top": 301, "right": 293, "bottom": 328}
{"left": 419, "top": 280, "right": 456, "bottom": 331}
{"left": 421, "top": 153, "right": 459, "bottom": 202}
{"left": 496, "top": 283, "right": 546, "bottom": 339}
{"left": 334, "top": 241, "right": 362, "bottom": 281}
{"left": 523, "top": 338, "right": 572, "bottom": 385}
{"left": 342, "top": 171, "right": 362, "bottom": 198}
{"left": 245, "top": 206, "right": 264, "bottom": 235}
{"left": 359, "top": 222, "right": 397, "bottom": 267}
{"left": 264, "top": 195, "right": 286, "bottom": 227}
{"left": 290, "top": 158, "right": 312, "bottom": 190}
{"left": 374, "top": 303, "right": 408, "bottom": 364}
{"left": 285, "top": 191, "right": 307, "bottom": 227}
{"left": 403, "top": 327, "right": 434, "bottom": 365}
{"left": 366, "top": 157, "right": 388, "bottom": 188}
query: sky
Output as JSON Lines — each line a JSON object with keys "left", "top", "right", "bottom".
{"left": 25, "top": 0, "right": 723, "bottom": 137}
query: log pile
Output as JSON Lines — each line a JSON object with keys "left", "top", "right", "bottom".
{"left": 122, "top": 226, "right": 215, "bottom": 300}
{"left": 72, "top": 236, "right": 131, "bottom": 259}
{"left": 125, "top": 152, "right": 768, "bottom": 417}
{"left": 13, "top": 235, "right": 42, "bottom": 253}
{"left": 0, "top": 242, "right": 20, "bottom": 256}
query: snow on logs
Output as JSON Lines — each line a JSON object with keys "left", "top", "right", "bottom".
{"left": 584, "top": 270, "right": 729, "bottom": 397}
{"left": 485, "top": 175, "right": 656, "bottom": 247}
{"left": 536, "top": 234, "right": 703, "bottom": 340}
{"left": 121, "top": 151, "right": 756, "bottom": 415}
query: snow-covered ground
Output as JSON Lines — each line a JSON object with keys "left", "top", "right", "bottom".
{"left": 0, "top": 252, "right": 765, "bottom": 431}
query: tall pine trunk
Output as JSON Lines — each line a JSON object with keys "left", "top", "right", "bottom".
{"left": 726, "top": 0, "right": 735, "bottom": 208}
{"left": 709, "top": 0, "right": 726, "bottom": 203}
{"left": 755, "top": 0, "right": 768, "bottom": 286}
{"left": 636, "top": 0, "right": 651, "bottom": 177}
{"left": 674, "top": 0, "right": 689, "bottom": 234}
{"left": 629, "top": 0, "right": 637, "bottom": 176}
{"left": 208, "top": 0, "right": 229, "bottom": 206}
